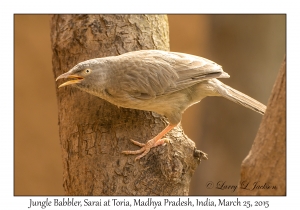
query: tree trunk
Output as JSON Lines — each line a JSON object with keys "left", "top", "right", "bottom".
{"left": 51, "top": 14, "right": 202, "bottom": 196}
{"left": 238, "top": 57, "right": 286, "bottom": 195}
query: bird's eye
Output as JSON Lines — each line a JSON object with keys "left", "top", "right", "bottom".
{"left": 85, "top": 69, "right": 91, "bottom": 74}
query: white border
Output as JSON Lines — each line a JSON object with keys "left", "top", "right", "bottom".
{"left": 2, "top": 0, "right": 298, "bottom": 209}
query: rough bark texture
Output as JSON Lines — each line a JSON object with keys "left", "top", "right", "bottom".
{"left": 51, "top": 15, "right": 202, "bottom": 196}
{"left": 238, "top": 57, "right": 286, "bottom": 195}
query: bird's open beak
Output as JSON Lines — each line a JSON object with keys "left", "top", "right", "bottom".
{"left": 56, "top": 72, "right": 84, "bottom": 88}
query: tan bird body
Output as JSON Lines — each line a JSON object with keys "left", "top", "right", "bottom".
{"left": 56, "top": 50, "right": 266, "bottom": 160}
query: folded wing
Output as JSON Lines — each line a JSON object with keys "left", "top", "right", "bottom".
{"left": 112, "top": 50, "right": 229, "bottom": 100}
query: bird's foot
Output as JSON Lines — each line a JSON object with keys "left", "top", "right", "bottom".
{"left": 122, "top": 138, "right": 168, "bottom": 160}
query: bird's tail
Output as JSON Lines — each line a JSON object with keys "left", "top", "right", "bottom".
{"left": 213, "top": 79, "right": 266, "bottom": 115}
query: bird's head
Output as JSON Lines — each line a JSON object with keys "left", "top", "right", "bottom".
{"left": 56, "top": 58, "right": 108, "bottom": 90}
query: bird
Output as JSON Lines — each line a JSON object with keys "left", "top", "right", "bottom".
{"left": 56, "top": 50, "right": 266, "bottom": 160}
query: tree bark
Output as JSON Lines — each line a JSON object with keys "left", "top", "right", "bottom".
{"left": 51, "top": 14, "right": 202, "bottom": 196}
{"left": 238, "top": 57, "right": 286, "bottom": 195}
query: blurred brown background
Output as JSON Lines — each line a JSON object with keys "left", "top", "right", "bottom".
{"left": 14, "top": 15, "right": 285, "bottom": 195}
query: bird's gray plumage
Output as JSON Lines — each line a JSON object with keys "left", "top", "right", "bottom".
{"left": 58, "top": 50, "right": 266, "bottom": 125}
{"left": 56, "top": 50, "right": 266, "bottom": 160}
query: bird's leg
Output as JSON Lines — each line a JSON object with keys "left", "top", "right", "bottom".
{"left": 122, "top": 124, "right": 176, "bottom": 160}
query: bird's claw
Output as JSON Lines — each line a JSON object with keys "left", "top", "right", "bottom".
{"left": 122, "top": 138, "right": 167, "bottom": 160}
{"left": 129, "top": 139, "right": 145, "bottom": 147}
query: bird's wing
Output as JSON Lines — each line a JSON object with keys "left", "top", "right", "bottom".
{"left": 159, "top": 51, "right": 229, "bottom": 94}
{"left": 111, "top": 50, "right": 228, "bottom": 100}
